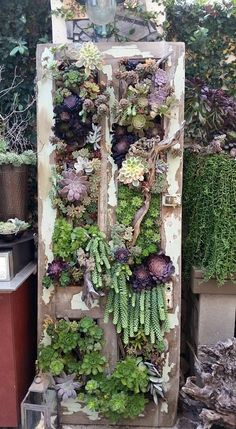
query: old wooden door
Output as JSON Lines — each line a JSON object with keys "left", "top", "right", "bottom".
{"left": 37, "top": 42, "right": 184, "bottom": 427}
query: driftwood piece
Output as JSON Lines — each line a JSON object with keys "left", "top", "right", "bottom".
{"left": 131, "top": 123, "right": 185, "bottom": 246}
{"left": 181, "top": 338, "right": 236, "bottom": 429}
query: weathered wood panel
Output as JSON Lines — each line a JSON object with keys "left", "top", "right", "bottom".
{"left": 37, "top": 42, "right": 185, "bottom": 427}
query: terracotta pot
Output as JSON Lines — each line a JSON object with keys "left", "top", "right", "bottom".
{"left": 0, "top": 164, "right": 29, "bottom": 221}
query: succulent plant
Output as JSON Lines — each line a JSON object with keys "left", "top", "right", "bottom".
{"left": 156, "top": 159, "right": 168, "bottom": 174}
{"left": 80, "top": 81, "right": 100, "bottom": 99}
{"left": 53, "top": 111, "right": 90, "bottom": 144}
{"left": 82, "top": 98, "right": 94, "bottom": 112}
{"left": 47, "top": 260, "right": 69, "bottom": 280}
{"left": 55, "top": 372, "right": 82, "bottom": 401}
{"left": 62, "top": 94, "right": 83, "bottom": 113}
{"left": 74, "top": 156, "right": 93, "bottom": 174}
{"left": 136, "top": 58, "right": 158, "bottom": 75}
{"left": 147, "top": 252, "right": 175, "bottom": 283}
{"left": 128, "top": 137, "right": 155, "bottom": 159}
{"left": 143, "top": 361, "right": 165, "bottom": 405}
{"left": 131, "top": 114, "right": 147, "bottom": 131}
{"left": 149, "top": 87, "right": 169, "bottom": 110}
{"left": 123, "top": 59, "right": 139, "bottom": 71}
{"left": 118, "top": 156, "right": 148, "bottom": 187}
{"left": 130, "top": 264, "right": 153, "bottom": 292}
{"left": 59, "top": 169, "right": 89, "bottom": 202}
{"left": 75, "top": 42, "right": 103, "bottom": 75}
{"left": 111, "top": 131, "right": 136, "bottom": 167}
{"left": 0, "top": 218, "right": 29, "bottom": 235}
{"left": 86, "top": 124, "right": 102, "bottom": 150}
{"left": 114, "top": 247, "right": 130, "bottom": 263}
{"left": 153, "top": 69, "right": 168, "bottom": 87}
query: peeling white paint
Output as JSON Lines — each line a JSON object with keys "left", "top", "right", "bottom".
{"left": 38, "top": 48, "right": 56, "bottom": 264}
{"left": 163, "top": 352, "right": 175, "bottom": 384}
{"left": 108, "top": 156, "right": 118, "bottom": 207}
{"left": 40, "top": 329, "right": 52, "bottom": 346}
{"left": 174, "top": 53, "right": 185, "bottom": 101}
{"left": 103, "top": 45, "right": 154, "bottom": 58}
{"left": 42, "top": 284, "right": 55, "bottom": 305}
{"left": 62, "top": 398, "right": 100, "bottom": 421}
{"left": 71, "top": 292, "right": 99, "bottom": 310}
{"left": 102, "top": 64, "right": 113, "bottom": 81}
{"left": 164, "top": 214, "right": 181, "bottom": 275}
{"left": 50, "top": 0, "right": 69, "bottom": 43}
{"left": 161, "top": 352, "right": 175, "bottom": 413}
{"left": 41, "top": 195, "right": 56, "bottom": 261}
{"left": 160, "top": 401, "right": 168, "bottom": 413}
{"left": 169, "top": 304, "right": 179, "bottom": 330}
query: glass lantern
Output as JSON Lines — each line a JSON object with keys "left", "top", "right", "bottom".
{"left": 21, "top": 376, "right": 58, "bottom": 429}
{"left": 86, "top": 0, "right": 117, "bottom": 37}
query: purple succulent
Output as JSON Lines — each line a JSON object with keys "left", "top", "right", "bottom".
{"left": 53, "top": 104, "right": 91, "bottom": 143}
{"left": 147, "top": 252, "right": 175, "bottom": 284}
{"left": 130, "top": 264, "right": 153, "bottom": 292}
{"left": 55, "top": 372, "right": 82, "bottom": 401}
{"left": 153, "top": 69, "right": 168, "bottom": 87}
{"left": 114, "top": 248, "right": 130, "bottom": 263}
{"left": 111, "top": 132, "right": 137, "bottom": 167}
{"left": 63, "top": 94, "right": 83, "bottom": 112}
{"left": 47, "top": 260, "right": 69, "bottom": 280}
{"left": 59, "top": 169, "right": 88, "bottom": 202}
{"left": 149, "top": 87, "right": 169, "bottom": 109}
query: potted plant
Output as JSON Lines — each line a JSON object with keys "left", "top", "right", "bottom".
{"left": 183, "top": 141, "right": 236, "bottom": 348}
{"left": 0, "top": 218, "right": 30, "bottom": 242}
{"left": 0, "top": 138, "right": 36, "bottom": 221}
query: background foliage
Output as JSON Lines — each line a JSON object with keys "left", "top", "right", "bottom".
{"left": 165, "top": 0, "right": 236, "bottom": 95}
{"left": 0, "top": 0, "right": 51, "bottom": 140}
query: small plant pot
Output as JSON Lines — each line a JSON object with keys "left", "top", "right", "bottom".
{"left": 0, "top": 164, "right": 29, "bottom": 221}
{"left": 0, "top": 230, "right": 26, "bottom": 243}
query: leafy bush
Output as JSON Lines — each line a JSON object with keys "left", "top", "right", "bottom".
{"left": 165, "top": 0, "right": 236, "bottom": 95}
{"left": 0, "top": 0, "right": 51, "bottom": 119}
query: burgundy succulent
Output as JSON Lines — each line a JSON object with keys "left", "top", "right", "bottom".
{"left": 114, "top": 248, "right": 130, "bottom": 263}
{"left": 63, "top": 94, "right": 83, "bottom": 112}
{"left": 59, "top": 169, "right": 89, "bottom": 202}
{"left": 53, "top": 102, "right": 91, "bottom": 144}
{"left": 130, "top": 264, "right": 153, "bottom": 292}
{"left": 111, "top": 131, "right": 137, "bottom": 167}
{"left": 47, "top": 260, "right": 69, "bottom": 280}
{"left": 147, "top": 252, "right": 175, "bottom": 284}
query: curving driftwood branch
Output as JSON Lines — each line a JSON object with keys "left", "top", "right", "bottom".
{"left": 181, "top": 338, "right": 236, "bottom": 429}
{"left": 131, "top": 123, "right": 184, "bottom": 246}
